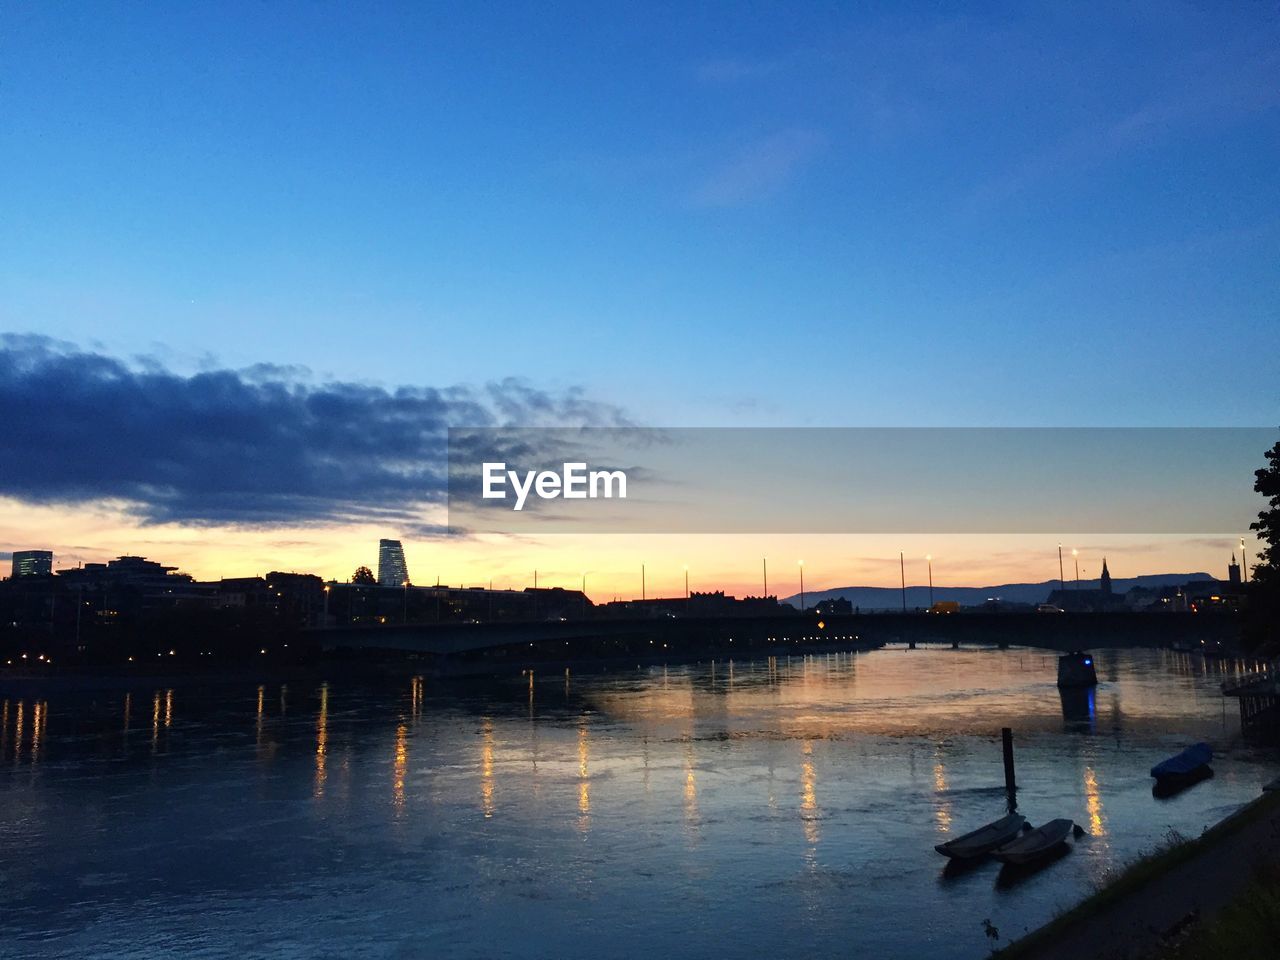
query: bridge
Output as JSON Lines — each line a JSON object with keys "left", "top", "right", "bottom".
{"left": 315, "top": 610, "right": 1240, "bottom": 666}
{"left": 1223, "top": 660, "right": 1280, "bottom": 741}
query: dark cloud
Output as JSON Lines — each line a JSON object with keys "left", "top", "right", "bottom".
{"left": 0, "top": 335, "right": 630, "bottom": 527}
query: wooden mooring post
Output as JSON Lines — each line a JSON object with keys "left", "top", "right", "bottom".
{"left": 1002, "top": 727, "right": 1017, "bottom": 811}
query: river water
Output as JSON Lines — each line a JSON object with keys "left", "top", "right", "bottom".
{"left": 2, "top": 647, "right": 1278, "bottom": 959}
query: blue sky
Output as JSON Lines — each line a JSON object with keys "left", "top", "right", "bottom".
{"left": 3, "top": 1, "right": 1278, "bottom": 430}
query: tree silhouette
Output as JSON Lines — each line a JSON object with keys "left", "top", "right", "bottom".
{"left": 352, "top": 565, "right": 376, "bottom": 585}
{"left": 1251, "top": 437, "right": 1280, "bottom": 587}
{"left": 1244, "top": 436, "right": 1280, "bottom": 653}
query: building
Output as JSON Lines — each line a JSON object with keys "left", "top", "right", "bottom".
{"left": 813, "top": 596, "right": 853, "bottom": 616}
{"left": 377, "top": 539, "right": 409, "bottom": 587}
{"left": 56, "top": 555, "right": 217, "bottom": 612}
{"left": 1229, "top": 554, "right": 1242, "bottom": 587}
{"left": 1099, "top": 558, "right": 1112, "bottom": 595}
{"left": 10, "top": 549, "right": 53, "bottom": 578}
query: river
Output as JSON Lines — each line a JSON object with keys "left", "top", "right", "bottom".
{"left": 2, "top": 646, "right": 1277, "bottom": 959}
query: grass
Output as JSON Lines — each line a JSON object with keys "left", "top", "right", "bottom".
{"left": 992, "top": 789, "right": 1280, "bottom": 959}
{"left": 1157, "top": 862, "right": 1280, "bottom": 960}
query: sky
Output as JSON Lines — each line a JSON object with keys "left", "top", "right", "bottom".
{"left": 1, "top": 2, "right": 1277, "bottom": 595}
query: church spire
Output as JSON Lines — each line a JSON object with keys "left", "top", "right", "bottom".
{"left": 1100, "top": 557, "right": 1112, "bottom": 595}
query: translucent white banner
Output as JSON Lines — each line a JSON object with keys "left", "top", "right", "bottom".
{"left": 447, "top": 427, "right": 1269, "bottom": 534}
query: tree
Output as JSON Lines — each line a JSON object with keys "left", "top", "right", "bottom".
{"left": 1251, "top": 437, "right": 1280, "bottom": 587}
{"left": 351, "top": 565, "right": 376, "bottom": 585}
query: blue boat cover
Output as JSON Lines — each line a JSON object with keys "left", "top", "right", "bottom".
{"left": 1150, "top": 742, "right": 1213, "bottom": 778}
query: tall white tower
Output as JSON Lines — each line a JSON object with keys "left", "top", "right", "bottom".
{"left": 377, "top": 539, "right": 409, "bottom": 586}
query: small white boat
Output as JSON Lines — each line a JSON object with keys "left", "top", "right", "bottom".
{"left": 992, "top": 819, "right": 1075, "bottom": 865}
{"left": 934, "top": 813, "right": 1026, "bottom": 859}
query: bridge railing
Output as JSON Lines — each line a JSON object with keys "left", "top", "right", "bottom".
{"left": 1222, "top": 660, "right": 1280, "bottom": 696}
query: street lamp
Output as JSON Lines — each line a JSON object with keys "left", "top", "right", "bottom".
{"left": 1241, "top": 537, "right": 1249, "bottom": 584}
{"left": 323, "top": 584, "right": 330, "bottom": 627}
{"left": 900, "top": 551, "right": 906, "bottom": 612}
{"left": 1058, "top": 543, "right": 1065, "bottom": 592}
{"left": 1072, "top": 549, "right": 1080, "bottom": 589}
{"left": 683, "top": 564, "right": 689, "bottom": 600}
{"left": 798, "top": 559, "right": 805, "bottom": 613}
{"left": 926, "top": 554, "right": 934, "bottom": 608}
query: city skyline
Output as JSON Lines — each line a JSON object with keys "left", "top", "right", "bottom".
{"left": 0, "top": 532, "right": 1252, "bottom": 603}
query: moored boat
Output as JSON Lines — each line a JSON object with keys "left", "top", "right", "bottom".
{"left": 934, "top": 813, "right": 1026, "bottom": 859}
{"left": 991, "top": 819, "right": 1075, "bottom": 865}
{"left": 1150, "top": 742, "right": 1213, "bottom": 781}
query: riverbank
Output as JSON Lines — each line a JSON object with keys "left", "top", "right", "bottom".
{"left": 994, "top": 785, "right": 1280, "bottom": 960}
{"left": 0, "top": 639, "right": 880, "bottom": 695}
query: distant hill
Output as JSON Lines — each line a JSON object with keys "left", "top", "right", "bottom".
{"left": 785, "top": 573, "right": 1215, "bottom": 611}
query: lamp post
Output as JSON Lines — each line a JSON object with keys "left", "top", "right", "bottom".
{"left": 1241, "top": 537, "right": 1249, "bottom": 584}
{"left": 1058, "top": 543, "right": 1065, "bottom": 592}
{"left": 403, "top": 579, "right": 410, "bottom": 623}
{"left": 581, "top": 572, "right": 587, "bottom": 619}
{"left": 900, "top": 552, "right": 907, "bottom": 613}
{"left": 323, "top": 584, "right": 330, "bottom": 627}
{"left": 926, "top": 555, "right": 934, "bottom": 608}
{"left": 1072, "top": 549, "right": 1080, "bottom": 589}
{"left": 641, "top": 563, "right": 646, "bottom": 602}
{"left": 798, "top": 559, "right": 805, "bottom": 613}
{"left": 762, "top": 558, "right": 768, "bottom": 598}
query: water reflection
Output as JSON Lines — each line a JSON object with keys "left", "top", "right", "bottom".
{"left": 3, "top": 699, "right": 52, "bottom": 766}
{"left": 577, "top": 721, "right": 591, "bottom": 830}
{"left": 411, "top": 675, "right": 424, "bottom": 722}
{"left": 255, "top": 685, "right": 264, "bottom": 750}
{"left": 480, "top": 718, "right": 495, "bottom": 818}
{"left": 683, "top": 741, "right": 700, "bottom": 841}
{"left": 800, "top": 740, "right": 820, "bottom": 851}
{"left": 392, "top": 723, "right": 408, "bottom": 811}
{"left": 315, "top": 683, "right": 329, "bottom": 798}
{"left": 932, "top": 758, "right": 952, "bottom": 835}
{"left": 148, "top": 689, "right": 173, "bottom": 753}
{"left": 1083, "top": 765, "right": 1107, "bottom": 839}
{"left": 31, "top": 701, "right": 43, "bottom": 764}
{"left": 151, "top": 691, "right": 161, "bottom": 752}
{"left": 1059, "top": 687, "right": 1097, "bottom": 732}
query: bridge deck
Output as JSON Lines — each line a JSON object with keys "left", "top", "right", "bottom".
{"left": 313, "top": 611, "right": 1239, "bottom": 658}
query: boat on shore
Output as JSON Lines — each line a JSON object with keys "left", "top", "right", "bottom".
{"left": 992, "top": 819, "right": 1075, "bottom": 865}
{"left": 934, "top": 813, "right": 1026, "bottom": 860}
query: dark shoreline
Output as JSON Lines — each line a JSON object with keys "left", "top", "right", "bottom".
{"left": 0, "top": 638, "right": 883, "bottom": 696}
